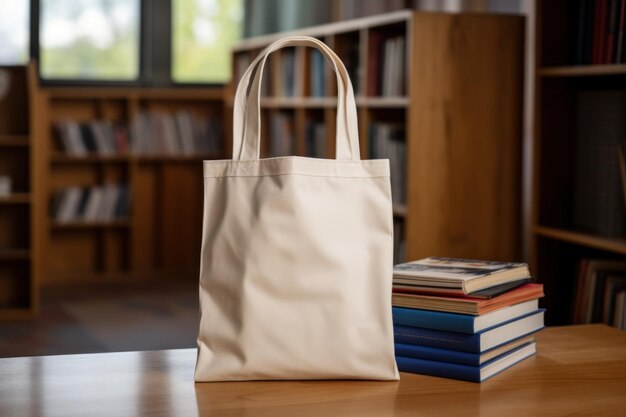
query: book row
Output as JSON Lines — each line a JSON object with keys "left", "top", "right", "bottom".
{"left": 574, "top": 0, "right": 626, "bottom": 65}
{"left": 234, "top": 32, "right": 407, "bottom": 98}
{"left": 368, "top": 35, "right": 406, "bottom": 96}
{"left": 369, "top": 123, "right": 407, "bottom": 205}
{"left": 51, "top": 184, "right": 131, "bottom": 223}
{"left": 573, "top": 258, "right": 626, "bottom": 330}
{"left": 54, "top": 111, "right": 222, "bottom": 157}
{"left": 392, "top": 257, "right": 544, "bottom": 382}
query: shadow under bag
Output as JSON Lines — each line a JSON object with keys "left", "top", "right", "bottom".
{"left": 195, "top": 36, "right": 398, "bottom": 381}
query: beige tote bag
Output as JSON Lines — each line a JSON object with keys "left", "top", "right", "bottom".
{"left": 195, "top": 36, "right": 399, "bottom": 381}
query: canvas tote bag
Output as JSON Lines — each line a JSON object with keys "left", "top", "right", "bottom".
{"left": 195, "top": 36, "right": 399, "bottom": 381}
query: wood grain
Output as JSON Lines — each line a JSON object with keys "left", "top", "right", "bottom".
{"left": 407, "top": 14, "right": 524, "bottom": 262}
{"left": 0, "top": 325, "right": 624, "bottom": 417}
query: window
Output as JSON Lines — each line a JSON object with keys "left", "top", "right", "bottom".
{"left": 39, "top": 0, "right": 140, "bottom": 80}
{"left": 172, "top": 0, "right": 243, "bottom": 83}
{"left": 0, "top": 1, "right": 29, "bottom": 65}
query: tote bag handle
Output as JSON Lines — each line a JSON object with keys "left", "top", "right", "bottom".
{"left": 232, "top": 36, "right": 361, "bottom": 161}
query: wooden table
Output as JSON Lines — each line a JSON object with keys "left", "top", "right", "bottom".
{"left": 1, "top": 325, "right": 625, "bottom": 417}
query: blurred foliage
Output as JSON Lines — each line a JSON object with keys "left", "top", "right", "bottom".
{"left": 40, "top": 0, "right": 139, "bottom": 80}
{"left": 40, "top": 0, "right": 242, "bottom": 82}
{"left": 172, "top": 0, "right": 243, "bottom": 83}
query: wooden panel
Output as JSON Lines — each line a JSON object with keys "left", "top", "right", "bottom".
{"left": 0, "top": 66, "right": 28, "bottom": 135}
{"left": 0, "top": 147, "right": 29, "bottom": 192}
{"left": 131, "top": 164, "right": 160, "bottom": 270}
{"left": 47, "top": 233, "right": 98, "bottom": 277}
{"left": 0, "top": 261, "right": 30, "bottom": 309}
{"left": 407, "top": 14, "right": 524, "bottom": 262}
{"left": 160, "top": 163, "right": 203, "bottom": 272}
{"left": 0, "top": 206, "right": 30, "bottom": 250}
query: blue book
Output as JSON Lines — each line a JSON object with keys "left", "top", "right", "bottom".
{"left": 394, "top": 310, "right": 544, "bottom": 353}
{"left": 396, "top": 341, "right": 536, "bottom": 382}
{"left": 393, "top": 299, "right": 539, "bottom": 334}
{"left": 394, "top": 335, "right": 535, "bottom": 366}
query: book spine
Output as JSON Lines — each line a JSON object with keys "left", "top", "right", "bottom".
{"left": 394, "top": 343, "right": 481, "bottom": 366}
{"left": 617, "top": 0, "right": 626, "bottom": 62}
{"left": 395, "top": 356, "right": 480, "bottom": 382}
{"left": 393, "top": 325, "right": 481, "bottom": 353}
{"left": 392, "top": 307, "right": 475, "bottom": 333}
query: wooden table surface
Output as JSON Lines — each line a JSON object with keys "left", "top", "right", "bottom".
{"left": 1, "top": 324, "right": 625, "bottom": 417}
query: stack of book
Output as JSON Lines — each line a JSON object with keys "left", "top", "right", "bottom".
{"left": 392, "top": 257, "right": 545, "bottom": 382}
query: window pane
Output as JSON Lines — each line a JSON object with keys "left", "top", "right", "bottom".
{"left": 172, "top": 0, "right": 243, "bottom": 83}
{"left": 40, "top": 0, "right": 140, "bottom": 80}
{"left": 0, "top": 0, "right": 29, "bottom": 65}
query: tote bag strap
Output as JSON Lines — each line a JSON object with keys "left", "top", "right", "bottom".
{"left": 232, "top": 36, "right": 361, "bottom": 161}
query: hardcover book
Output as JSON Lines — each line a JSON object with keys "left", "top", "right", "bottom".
{"left": 393, "top": 257, "right": 530, "bottom": 294}
{"left": 396, "top": 341, "right": 536, "bottom": 382}
{"left": 392, "top": 299, "right": 539, "bottom": 334}
{"left": 392, "top": 283, "right": 544, "bottom": 315}
{"left": 394, "top": 335, "right": 535, "bottom": 366}
{"left": 393, "top": 310, "right": 544, "bottom": 353}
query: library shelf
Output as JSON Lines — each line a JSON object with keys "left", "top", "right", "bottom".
{"left": 49, "top": 220, "right": 132, "bottom": 230}
{"left": 539, "top": 64, "right": 626, "bottom": 77}
{"left": 50, "top": 154, "right": 130, "bottom": 164}
{"left": 0, "top": 249, "right": 31, "bottom": 260}
{"left": 0, "top": 193, "right": 31, "bottom": 204}
{"left": 534, "top": 226, "right": 626, "bottom": 256}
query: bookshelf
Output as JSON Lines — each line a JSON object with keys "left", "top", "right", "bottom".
{"left": 228, "top": 11, "right": 524, "bottom": 264}
{"left": 531, "top": 0, "right": 626, "bottom": 325}
{"left": 35, "top": 86, "right": 225, "bottom": 285}
{"left": 0, "top": 64, "right": 39, "bottom": 319}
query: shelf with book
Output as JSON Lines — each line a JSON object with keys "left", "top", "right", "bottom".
{"left": 531, "top": 0, "right": 626, "bottom": 326}
{"left": 50, "top": 219, "right": 131, "bottom": 230}
{"left": 540, "top": 0, "right": 626, "bottom": 68}
{"left": 540, "top": 64, "right": 626, "bottom": 77}
{"left": 534, "top": 226, "right": 626, "bottom": 256}
{"left": 37, "top": 86, "right": 225, "bottom": 285}
{"left": 0, "top": 193, "right": 31, "bottom": 204}
{"left": 0, "top": 64, "right": 38, "bottom": 319}
{"left": 228, "top": 11, "right": 524, "bottom": 267}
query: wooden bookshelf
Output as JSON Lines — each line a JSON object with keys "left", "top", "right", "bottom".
{"left": 228, "top": 11, "right": 524, "bottom": 264}
{"left": 531, "top": 0, "right": 626, "bottom": 325}
{"left": 539, "top": 64, "right": 626, "bottom": 77}
{"left": 34, "top": 85, "right": 225, "bottom": 286}
{"left": 0, "top": 64, "right": 39, "bottom": 319}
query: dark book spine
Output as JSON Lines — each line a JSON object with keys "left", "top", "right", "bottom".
{"left": 607, "top": 0, "right": 620, "bottom": 63}
{"left": 393, "top": 325, "right": 481, "bottom": 353}
{"left": 617, "top": 0, "right": 626, "bottom": 62}
{"left": 594, "top": 0, "right": 602, "bottom": 64}
{"left": 584, "top": 0, "right": 596, "bottom": 64}
{"left": 577, "top": 0, "right": 588, "bottom": 64}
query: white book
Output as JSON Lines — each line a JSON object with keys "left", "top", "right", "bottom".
{"left": 176, "top": 112, "right": 195, "bottom": 154}
{"left": 57, "top": 187, "right": 83, "bottom": 222}
{"left": 162, "top": 114, "right": 181, "bottom": 155}
{"left": 83, "top": 187, "right": 104, "bottom": 222}
{"left": 57, "top": 122, "right": 74, "bottom": 154}
{"left": 97, "top": 184, "right": 113, "bottom": 221}
{"left": 67, "top": 122, "right": 87, "bottom": 156}
{"left": 394, "top": 257, "right": 531, "bottom": 294}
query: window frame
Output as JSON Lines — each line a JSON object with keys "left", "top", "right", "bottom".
{"left": 30, "top": 0, "right": 233, "bottom": 87}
